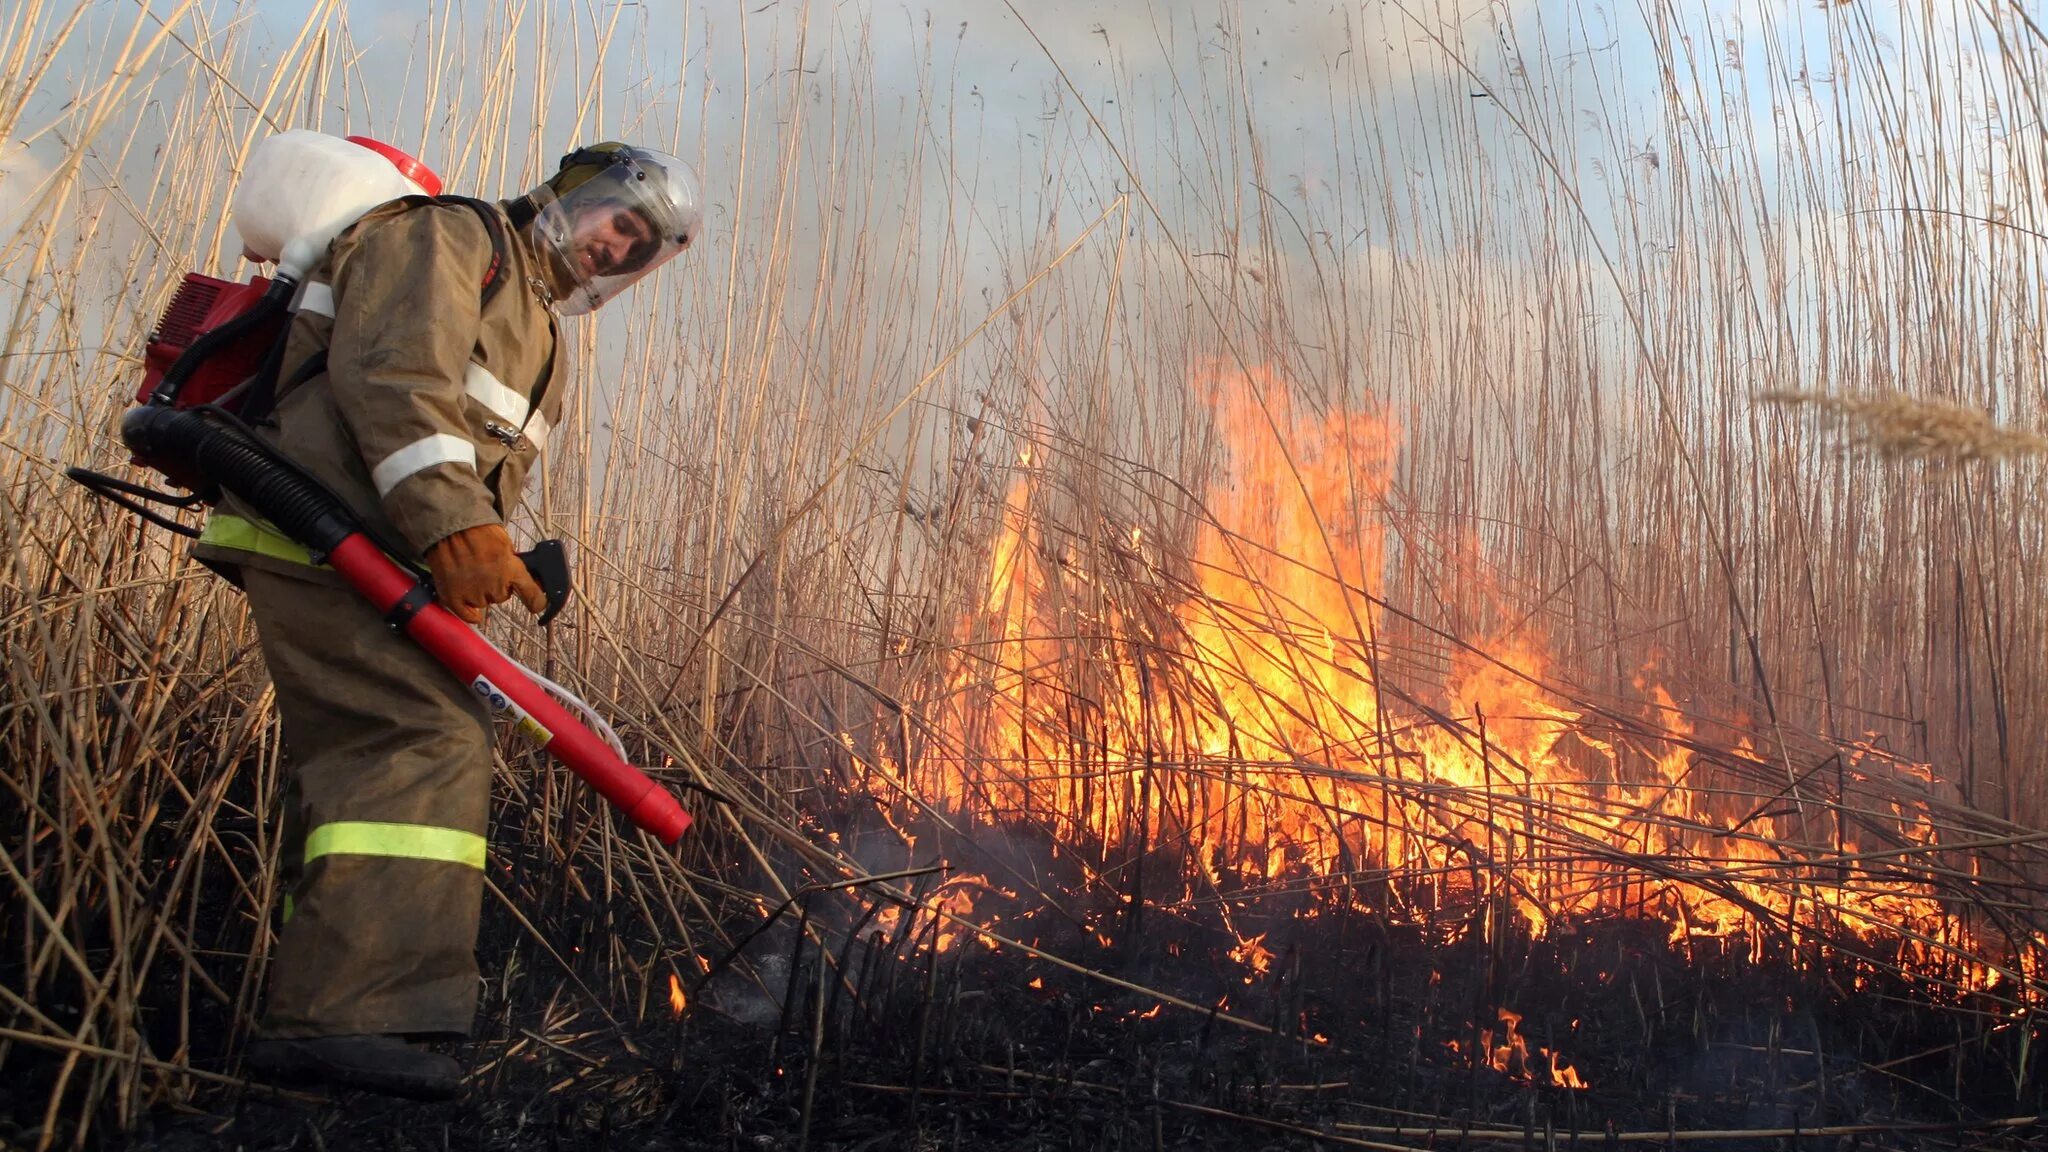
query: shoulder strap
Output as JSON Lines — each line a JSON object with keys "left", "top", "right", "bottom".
{"left": 330, "top": 194, "right": 510, "bottom": 308}
{"left": 435, "top": 195, "right": 513, "bottom": 308}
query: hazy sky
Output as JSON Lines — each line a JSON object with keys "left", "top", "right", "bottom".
{"left": 2, "top": 0, "right": 2021, "bottom": 474}
{"left": 5, "top": 0, "right": 1958, "bottom": 294}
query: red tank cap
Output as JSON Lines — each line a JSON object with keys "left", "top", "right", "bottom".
{"left": 345, "top": 135, "right": 443, "bottom": 197}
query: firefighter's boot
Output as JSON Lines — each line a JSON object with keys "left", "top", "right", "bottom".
{"left": 245, "top": 1033, "right": 463, "bottom": 1100}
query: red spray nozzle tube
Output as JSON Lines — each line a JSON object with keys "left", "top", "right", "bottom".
{"left": 327, "top": 533, "right": 693, "bottom": 842}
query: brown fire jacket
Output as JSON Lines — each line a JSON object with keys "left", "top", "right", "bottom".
{"left": 196, "top": 198, "right": 564, "bottom": 579}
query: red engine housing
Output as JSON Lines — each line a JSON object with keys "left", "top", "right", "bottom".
{"left": 136, "top": 273, "right": 286, "bottom": 408}
{"left": 134, "top": 273, "right": 289, "bottom": 488}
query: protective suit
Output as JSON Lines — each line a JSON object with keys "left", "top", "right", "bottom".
{"left": 197, "top": 144, "right": 701, "bottom": 1098}
{"left": 197, "top": 198, "right": 564, "bottom": 1040}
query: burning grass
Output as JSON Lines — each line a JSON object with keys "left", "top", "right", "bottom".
{"left": 869, "top": 364, "right": 2048, "bottom": 1009}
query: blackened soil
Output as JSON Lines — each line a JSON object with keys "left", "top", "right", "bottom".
{"left": 13, "top": 899, "right": 2043, "bottom": 1152}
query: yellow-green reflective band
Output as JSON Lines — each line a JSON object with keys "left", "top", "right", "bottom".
{"left": 283, "top": 893, "right": 296, "bottom": 923}
{"left": 304, "top": 822, "right": 487, "bottom": 870}
{"left": 198, "top": 514, "right": 327, "bottom": 568}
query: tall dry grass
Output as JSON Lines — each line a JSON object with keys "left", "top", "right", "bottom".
{"left": 2, "top": 0, "right": 2046, "bottom": 1143}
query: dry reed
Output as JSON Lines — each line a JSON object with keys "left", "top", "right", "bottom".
{"left": 1760, "top": 389, "right": 2048, "bottom": 462}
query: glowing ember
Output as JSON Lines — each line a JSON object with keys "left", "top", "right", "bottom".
{"left": 668, "top": 971, "right": 687, "bottom": 1017}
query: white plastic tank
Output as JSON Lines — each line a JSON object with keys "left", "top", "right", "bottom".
{"left": 233, "top": 131, "right": 442, "bottom": 279}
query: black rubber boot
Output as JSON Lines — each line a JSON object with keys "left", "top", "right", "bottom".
{"left": 245, "top": 1034, "right": 464, "bottom": 1101}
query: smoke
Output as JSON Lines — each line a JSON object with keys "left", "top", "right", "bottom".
{"left": 0, "top": 140, "right": 52, "bottom": 240}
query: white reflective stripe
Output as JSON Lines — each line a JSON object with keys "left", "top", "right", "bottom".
{"left": 524, "top": 412, "right": 551, "bottom": 453}
{"left": 462, "top": 362, "right": 530, "bottom": 426}
{"left": 372, "top": 434, "right": 476, "bottom": 496}
{"left": 296, "top": 281, "right": 335, "bottom": 318}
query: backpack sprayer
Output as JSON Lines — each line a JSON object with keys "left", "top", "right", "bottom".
{"left": 70, "top": 131, "right": 691, "bottom": 843}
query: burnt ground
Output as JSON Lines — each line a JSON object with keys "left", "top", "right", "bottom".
{"left": 7, "top": 880, "right": 2044, "bottom": 1152}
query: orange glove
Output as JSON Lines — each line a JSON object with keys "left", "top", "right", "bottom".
{"left": 425, "top": 523, "right": 547, "bottom": 625}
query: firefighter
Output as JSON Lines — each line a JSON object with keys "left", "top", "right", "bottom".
{"left": 194, "top": 143, "right": 700, "bottom": 1099}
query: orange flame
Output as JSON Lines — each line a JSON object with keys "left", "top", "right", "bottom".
{"left": 921, "top": 360, "right": 2021, "bottom": 995}
{"left": 1229, "top": 934, "right": 1274, "bottom": 981}
{"left": 668, "top": 971, "right": 687, "bottom": 1017}
{"left": 932, "top": 876, "right": 1012, "bottom": 952}
{"left": 1471, "top": 1008, "right": 1587, "bottom": 1089}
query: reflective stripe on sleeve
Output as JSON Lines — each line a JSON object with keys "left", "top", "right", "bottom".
{"left": 524, "top": 413, "right": 551, "bottom": 453}
{"left": 198, "top": 513, "right": 325, "bottom": 567}
{"left": 295, "top": 281, "right": 335, "bottom": 318}
{"left": 462, "top": 362, "right": 530, "bottom": 426}
{"left": 304, "top": 821, "right": 487, "bottom": 869}
{"left": 372, "top": 433, "right": 476, "bottom": 496}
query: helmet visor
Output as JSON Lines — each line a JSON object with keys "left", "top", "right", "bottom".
{"left": 530, "top": 150, "right": 699, "bottom": 315}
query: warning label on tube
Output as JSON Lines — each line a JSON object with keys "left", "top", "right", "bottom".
{"left": 471, "top": 675, "right": 554, "bottom": 746}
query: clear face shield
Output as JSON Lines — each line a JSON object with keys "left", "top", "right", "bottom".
{"left": 529, "top": 148, "right": 701, "bottom": 316}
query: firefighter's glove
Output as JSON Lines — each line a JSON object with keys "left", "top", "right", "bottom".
{"left": 425, "top": 523, "right": 548, "bottom": 625}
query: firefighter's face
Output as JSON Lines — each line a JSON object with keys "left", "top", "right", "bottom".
{"left": 567, "top": 200, "right": 659, "bottom": 279}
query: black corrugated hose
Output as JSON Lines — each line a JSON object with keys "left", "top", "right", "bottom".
{"left": 118, "top": 405, "right": 414, "bottom": 569}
